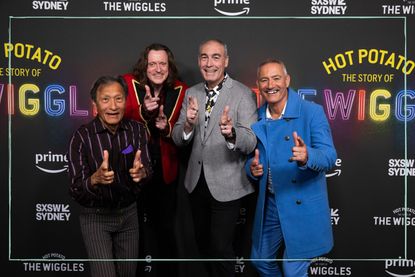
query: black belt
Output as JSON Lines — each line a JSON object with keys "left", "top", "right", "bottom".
{"left": 81, "top": 201, "right": 136, "bottom": 214}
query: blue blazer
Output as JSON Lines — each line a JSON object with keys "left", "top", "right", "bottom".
{"left": 245, "top": 88, "right": 337, "bottom": 259}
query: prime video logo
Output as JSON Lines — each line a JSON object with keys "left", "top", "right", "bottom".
{"left": 35, "top": 151, "right": 68, "bottom": 173}
{"left": 214, "top": 0, "right": 250, "bottom": 16}
{"left": 385, "top": 258, "right": 415, "bottom": 277}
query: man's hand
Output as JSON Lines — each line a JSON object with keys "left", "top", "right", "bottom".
{"left": 185, "top": 96, "right": 199, "bottom": 133}
{"left": 250, "top": 149, "right": 263, "bottom": 177}
{"left": 219, "top": 105, "right": 234, "bottom": 140}
{"left": 129, "top": 150, "right": 147, "bottom": 182}
{"left": 143, "top": 85, "right": 160, "bottom": 112}
{"left": 91, "top": 150, "right": 114, "bottom": 186}
{"left": 290, "top": 131, "right": 308, "bottom": 166}
{"left": 155, "top": 105, "right": 168, "bottom": 131}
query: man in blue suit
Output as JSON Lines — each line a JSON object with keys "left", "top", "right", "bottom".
{"left": 246, "top": 59, "right": 337, "bottom": 277}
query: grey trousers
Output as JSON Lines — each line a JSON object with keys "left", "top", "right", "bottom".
{"left": 80, "top": 202, "right": 139, "bottom": 277}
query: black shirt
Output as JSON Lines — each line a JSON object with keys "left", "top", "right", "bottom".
{"left": 68, "top": 117, "right": 152, "bottom": 208}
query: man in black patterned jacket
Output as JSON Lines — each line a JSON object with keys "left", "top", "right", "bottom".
{"left": 68, "top": 75, "right": 152, "bottom": 277}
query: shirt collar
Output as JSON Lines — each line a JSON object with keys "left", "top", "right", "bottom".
{"left": 204, "top": 73, "right": 228, "bottom": 95}
{"left": 94, "top": 117, "right": 129, "bottom": 134}
{"left": 266, "top": 102, "right": 287, "bottom": 120}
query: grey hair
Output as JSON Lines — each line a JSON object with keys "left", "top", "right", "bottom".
{"left": 256, "top": 59, "right": 288, "bottom": 77}
{"left": 199, "top": 39, "right": 228, "bottom": 57}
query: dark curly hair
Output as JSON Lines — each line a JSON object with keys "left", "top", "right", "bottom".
{"left": 132, "top": 43, "right": 179, "bottom": 89}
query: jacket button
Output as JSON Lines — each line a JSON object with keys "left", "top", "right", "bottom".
{"left": 296, "top": 200, "right": 302, "bottom": 205}
{"left": 198, "top": 161, "right": 201, "bottom": 164}
{"left": 285, "top": 135, "right": 290, "bottom": 141}
{"left": 291, "top": 179, "right": 297, "bottom": 183}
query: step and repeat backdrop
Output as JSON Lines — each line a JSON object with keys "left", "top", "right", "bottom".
{"left": 0, "top": 0, "right": 414, "bottom": 276}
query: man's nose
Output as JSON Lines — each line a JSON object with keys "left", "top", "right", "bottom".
{"left": 109, "top": 99, "right": 117, "bottom": 109}
{"left": 206, "top": 58, "right": 212, "bottom": 67}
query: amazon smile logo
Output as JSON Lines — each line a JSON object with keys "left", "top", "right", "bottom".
{"left": 385, "top": 271, "right": 415, "bottom": 277}
{"left": 35, "top": 151, "right": 68, "bottom": 174}
{"left": 214, "top": 0, "right": 250, "bottom": 16}
{"left": 326, "top": 158, "right": 342, "bottom": 178}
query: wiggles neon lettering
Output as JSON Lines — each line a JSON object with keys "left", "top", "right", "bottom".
{"left": 0, "top": 83, "right": 89, "bottom": 117}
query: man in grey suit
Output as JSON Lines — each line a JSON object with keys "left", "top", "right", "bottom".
{"left": 172, "top": 39, "right": 257, "bottom": 277}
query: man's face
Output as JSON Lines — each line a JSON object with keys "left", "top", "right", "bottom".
{"left": 147, "top": 50, "right": 169, "bottom": 87}
{"left": 257, "top": 62, "right": 290, "bottom": 106}
{"left": 93, "top": 82, "right": 126, "bottom": 131}
{"left": 198, "top": 41, "right": 229, "bottom": 89}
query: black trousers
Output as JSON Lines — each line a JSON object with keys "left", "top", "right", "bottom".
{"left": 137, "top": 164, "right": 178, "bottom": 277}
{"left": 189, "top": 173, "right": 242, "bottom": 277}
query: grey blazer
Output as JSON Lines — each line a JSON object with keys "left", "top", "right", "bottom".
{"left": 172, "top": 77, "right": 257, "bottom": 201}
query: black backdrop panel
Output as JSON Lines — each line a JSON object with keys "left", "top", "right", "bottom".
{"left": 1, "top": 1, "right": 414, "bottom": 276}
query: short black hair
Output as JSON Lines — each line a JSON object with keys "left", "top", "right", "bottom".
{"left": 90, "top": 75, "right": 128, "bottom": 101}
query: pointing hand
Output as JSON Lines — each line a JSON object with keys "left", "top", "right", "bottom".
{"left": 143, "top": 85, "right": 160, "bottom": 112}
{"left": 129, "top": 150, "right": 147, "bottom": 182}
{"left": 290, "top": 131, "right": 308, "bottom": 166}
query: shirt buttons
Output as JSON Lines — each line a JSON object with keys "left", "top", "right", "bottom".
{"left": 285, "top": 135, "right": 290, "bottom": 141}
{"left": 296, "top": 200, "right": 302, "bottom": 205}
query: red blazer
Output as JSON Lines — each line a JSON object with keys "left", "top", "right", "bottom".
{"left": 123, "top": 73, "right": 188, "bottom": 184}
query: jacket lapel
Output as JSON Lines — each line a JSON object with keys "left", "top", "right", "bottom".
{"left": 203, "top": 78, "right": 233, "bottom": 142}
{"left": 196, "top": 84, "right": 207, "bottom": 141}
{"left": 163, "top": 85, "right": 180, "bottom": 120}
{"left": 253, "top": 105, "right": 268, "bottom": 150}
{"left": 282, "top": 88, "right": 301, "bottom": 119}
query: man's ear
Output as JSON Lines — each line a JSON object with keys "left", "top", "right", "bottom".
{"left": 92, "top": 101, "right": 97, "bottom": 116}
{"left": 285, "top": 74, "right": 291, "bottom": 87}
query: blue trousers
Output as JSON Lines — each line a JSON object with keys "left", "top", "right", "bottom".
{"left": 251, "top": 193, "right": 310, "bottom": 277}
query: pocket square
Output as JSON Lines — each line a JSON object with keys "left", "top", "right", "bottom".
{"left": 121, "top": 144, "right": 133, "bottom": 154}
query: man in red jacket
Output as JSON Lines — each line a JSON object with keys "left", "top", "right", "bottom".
{"left": 123, "top": 43, "right": 188, "bottom": 277}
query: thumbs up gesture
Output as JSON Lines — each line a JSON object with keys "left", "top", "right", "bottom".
{"left": 155, "top": 105, "right": 168, "bottom": 131}
{"left": 143, "top": 85, "right": 160, "bottom": 112}
{"left": 250, "top": 149, "right": 263, "bottom": 177}
{"left": 129, "top": 150, "right": 147, "bottom": 183}
{"left": 219, "top": 105, "right": 234, "bottom": 139}
{"left": 290, "top": 131, "right": 308, "bottom": 166}
{"left": 91, "top": 150, "right": 114, "bottom": 186}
